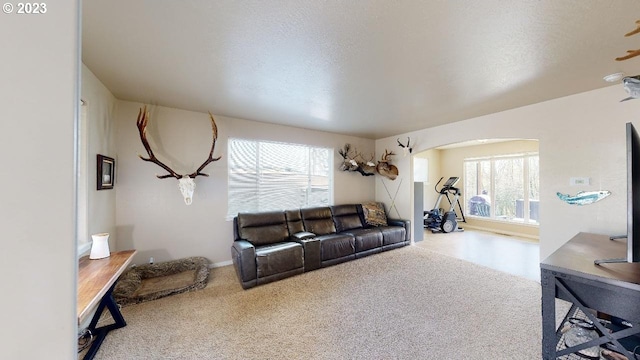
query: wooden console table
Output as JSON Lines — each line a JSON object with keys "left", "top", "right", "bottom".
{"left": 541, "top": 233, "right": 640, "bottom": 359}
{"left": 78, "top": 250, "right": 136, "bottom": 360}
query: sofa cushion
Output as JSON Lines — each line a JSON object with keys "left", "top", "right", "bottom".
{"left": 362, "top": 202, "right": 388, "bottom": 227}
{"left": 343, "top": 228, "right": 383, "bottom": 252}
{"left": 330, "top": 204, "right": 360, "bottom": 217}
{"left": 331, "top": 204, "right": 364, "bottom": 232}
{"left": 301, "top": 207, "right": 337, "bottom": 235}
{"left": 379, "top": 226, "right": 406, "bottom": 245}
{"left": 316, "top": 233, "right": 355, "bottom": 260}
{"left": 237, "top": 211, "right": 289, "bottom": 246}
{"left": 285, "top": 209, "right": 305, "bottom": 235}
{"left": 255, "top": 242, "right": 304, "bottom": 278}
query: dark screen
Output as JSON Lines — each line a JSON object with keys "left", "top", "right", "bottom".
{"left": 627, "top": 122, "right": 640, "bottom": 262}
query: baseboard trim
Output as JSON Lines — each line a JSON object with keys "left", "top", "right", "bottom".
{"left": 462, "top": 224, "right": 539, "bottom": 242}
{"left": 210, "top": 260, "right": 233, "bottom": 268}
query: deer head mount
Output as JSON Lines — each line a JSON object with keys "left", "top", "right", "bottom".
{"left": 136, "top": 105, "right": 221, "bottom": 205}
{"left": 376, "top": 149, "right": 399, "bottom": 180}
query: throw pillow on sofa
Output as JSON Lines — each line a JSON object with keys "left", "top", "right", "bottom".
{"left": 362, "top": 202, "right": 388, "bottom": 226}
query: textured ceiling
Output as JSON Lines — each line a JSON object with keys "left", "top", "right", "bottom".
{"left": 83, "top": 1, "right": 640, "bottom": 139}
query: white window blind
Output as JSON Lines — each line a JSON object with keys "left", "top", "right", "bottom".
{"left": 227, "top": 138, "right": 333, "bottom": 218}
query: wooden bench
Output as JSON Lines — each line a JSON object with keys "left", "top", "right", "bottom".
{"left": 78, "top": 250, "right": 136, "bottom": 360}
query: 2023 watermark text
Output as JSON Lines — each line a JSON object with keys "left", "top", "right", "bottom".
{"left": 3, "top": 3, "right": 47, "bottom": 14}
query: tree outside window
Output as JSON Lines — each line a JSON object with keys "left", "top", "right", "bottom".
{"left": 464, "top": 153, "right": 539, "bottom": 225}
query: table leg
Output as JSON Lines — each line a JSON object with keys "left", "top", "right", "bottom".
{"left": 82, "top": 283, "right": 127, "bottom": 360}
{"left": 541, "top": 268, "right": 557, "bottom": 359}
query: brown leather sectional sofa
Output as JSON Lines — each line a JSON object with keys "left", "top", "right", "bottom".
{"left": 231, "top": 204, "right": 411, "bottom": 289}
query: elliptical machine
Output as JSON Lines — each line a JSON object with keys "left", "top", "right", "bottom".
{"left": 423, "top": 177, "right": 466, "bottom": 233}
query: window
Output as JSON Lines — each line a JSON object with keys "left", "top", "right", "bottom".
{"left": 464, "top": 153, "right": 539, "bottom": 225}
{"left": 227, "top": 138, "right": 333, "bottom": 218}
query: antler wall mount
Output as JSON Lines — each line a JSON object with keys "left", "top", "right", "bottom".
{"left": 338, "top": 144, "right": 375, "bottom": 176}
{"left": 616, "top": 19, "right": 640, "bottom": 61}
{"left": 136, "top": 105, "right": 221, "bottom": 205}
{"left": 338, "top": 144, "right": 400, "bottom": 180}
{"left": 397, "top": 137, "right": 412, "bottom": 156}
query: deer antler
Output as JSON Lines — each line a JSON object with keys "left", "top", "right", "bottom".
{"left": 381, "top": 149, "right": 396, "bottom": 161}
{"left": 397, "top": 137, "right": 412, "bottom": 155}
{"left": 338, "top": 144, "right": 353, "bottom": 159}
{"left": 616, "top": 49, "right": 640, "bottom": 61}
{"left": 616, "top": 20, "right": 640, "bottom": 61}
{"left": 625, "top": 20, "right": 640, "bottom": 37}
{"left": 136, "top": 106, "right": 181, "bottom": 179}
{"left": 136, "top": 106, "right": 221, "bottom": 179}
{"left": 186, "top": 111, "right": 221, "bottom": 178}
{"left": 366, "top": 153, "right": 375, "bottom": 164}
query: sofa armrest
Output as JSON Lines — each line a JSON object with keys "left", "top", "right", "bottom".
{"left": 292, "top": 236, "right": 321, "bottom": 272}
{"left": 388, "top": 219, "right": 411, "bottom": 241}
{"left": 291, "top": 231, "right": 316, "bottom": 240}
{"left": 231, "top": 240, "right": 257, "bottom": 289}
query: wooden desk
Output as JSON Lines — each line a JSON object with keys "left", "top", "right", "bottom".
{"left": 78, "top": 250, "right": 136, "bottom": 360}
{"left": 541, "top": 233, "right": 640, "bottom": 359}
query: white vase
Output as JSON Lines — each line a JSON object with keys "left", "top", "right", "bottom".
{"left": 89, "top": 233, "right": 111, "bottom": 259}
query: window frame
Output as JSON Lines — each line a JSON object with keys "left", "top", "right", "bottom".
{"left": 463, "top": 152, "right": 539, "bottom": 226}
{"left": 226, "top": 137, "right": 334, "bottom": 219}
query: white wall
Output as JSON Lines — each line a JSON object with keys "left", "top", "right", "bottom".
{"left": 114, "top": 101, "right": 375, "bottom": 266}
{"left": 81, "top": 64, "right": 118, "bottom": 253}
{"left": 0, "top": 1, "right": 78, "bottom": 358}
{"left": 377, "top": 85, "right": 640, "bottom": 259}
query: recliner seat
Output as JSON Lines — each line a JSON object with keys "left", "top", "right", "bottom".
{"left": 232, "top": 211, "right": 304, "bottom": 289}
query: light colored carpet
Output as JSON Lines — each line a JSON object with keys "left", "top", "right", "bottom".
{"left": 91, "top": 246, "right": 549, "bottom": 359}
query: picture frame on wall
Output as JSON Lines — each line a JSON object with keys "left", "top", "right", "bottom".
{"left": 97, "top": 154, "right": 115, "bottom": 190}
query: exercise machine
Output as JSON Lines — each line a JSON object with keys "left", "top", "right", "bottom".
{"left": 424, "top": 177, "right": 466, "bottom": 233}
{"left": 423, "top": 177, "right": 466, "bottom": 233}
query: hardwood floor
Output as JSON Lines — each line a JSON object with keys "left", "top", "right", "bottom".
{"left": 414, "top": 228, "right": 540, "bottom": 282}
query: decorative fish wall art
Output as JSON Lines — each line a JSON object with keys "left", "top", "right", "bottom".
{"left": 556, "top": 190, "right": 611, "bottom": 206}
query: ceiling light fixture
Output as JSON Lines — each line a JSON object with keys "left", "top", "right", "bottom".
{"left": 603, "top": 72, "right": 625, "bottom": 82}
